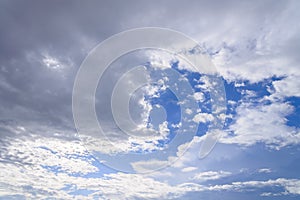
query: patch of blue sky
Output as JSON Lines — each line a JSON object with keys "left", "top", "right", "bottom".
{"left": 207, "top": 143, "right": 300, "bottom": 182}
{"left": 146, "top": 61, "right": 215, "bottom": 141}
{"left": 225, "top": 76, "right": 284, "bottom": 104}
{"left": 177, "top": 191, "right": 260, "bottom": 200}
{"left": 170, "top": 61, "right": 214, "bottom": 113}
{"left": 222, "top": 76, "right": 289, "bottom": 131}
{"left": 41, "top": 165, "right": 63, "bottom": 175}
{"left": 0, "top": 195, "right": 26, "bottom": 200}
{"left": 224, "top": 81, "right": 242, "bottom": 103}
{"left": 41, "top": 164, "right": 96, "bottom": 178}
{"left": 41, "top": 162, "right": 115, "bottom": 179}
{"left": 68, "top": 188, "right": 97, "bottom": 197}
{"left": 170, "top": 62, "right": 225, "bottom": 137}
{"left": 146, "top": 88, "right": 180, "bottom": 142}
{"left": 147, "top": 88, "right": 180, "bottom": 125}
{"left": 80, "top": 157, "right": 117, "bottom": 178}
{"left": 198, "top": 190, "right": 290, "bottom": 200}
{"left": 144, "top": 60, "right": 232, "bottom": 149}
{"left": 62, "top": 184, "right": 98, "bottom": 198}
{"left": 285, "top": 97, "right": 300, "bottom": 128}
{"left": 141, "top": 59, "right": 299, "bottom": 181}
{"left": 223, "top": 81, "right": 242, "bottom": 129}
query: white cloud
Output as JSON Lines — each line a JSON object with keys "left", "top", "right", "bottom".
{"left": 81, "top": 64, "right": 172, "bottom": 155}
{"left": 192, "top": 171, "right": 232, "bottom": 182}
{"left": 1, "top": 135, "right": 98, "bottom": 175}
{"left": 192, "top": 113, "right": 214, "bottom": 124}
{"left": 193, "top": 92, "right": 205, "bottom": 102}
{"left": 258, "top": 168, "right": 272, "bottom": 173}
{"left": 81, "top": 133, "right": 167, "bottom": 155}
{"left": 0, "top": 134, "right": 185, "bottom": 199}
{"left": 1, "top": 134, "right": 300, "bottom": 199}
{"left": 43, "top": 56, "right": 62, "bottom": 69}
{"left": 209, "top": 178, "right": 300, "bottom": 196}
{"left": 268, "top": 75, "right": 300, "bottom": 101}
{"left": 41, "top": 53, "right": 70, "bottom": 71}
{"left": 209, "top": 2, "right": 300, "bottom": 84}
{"left": 159, "top": 121, "right": 170, "bottom": 138}
{"left": 220, "top": 101, "right": 300, "bottom": 149}
{"left": 2, "top": 1, "right": 300, "bottom": 199}
{"left": 185, "top": 108, "right": 193, "bottom": 115}
{"left": 181, "top": 167, "right": 198, "bottom": 173}
{"left": 145, "top": 50, "right": 174, "bottom": 70}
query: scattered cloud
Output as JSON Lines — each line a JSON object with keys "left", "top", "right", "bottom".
{"left": 192, "top": 171, "right": 232, "bottom": 182}
{"left": 193, "top": 92, "right": 205, "bottom": 102}
{"left": 192, "top": 113, "right": 214, "bottom": 124}
{"left": 1, "top": 0, "right": 300, "bottom": 199}
{"left": 220, "top": 101, "right": 300, "bottom": 149}
{"left": 181, "top": 167, "right": 198, "bottom": 173}
{"left": 208, "top": 178, "right": 300, "bottom": 196}
{"left": 258, "top": 168, "right": 272, "bottom": 173}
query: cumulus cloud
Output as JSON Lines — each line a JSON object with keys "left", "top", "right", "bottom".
{"left": 268, "top": 75, "right": 300, "bottom": 101}
{"left": 220, "top": 101, "right": 300, "bottom": 148}
{"left": 0, "top": 135, "right": 98, "bottom": 175}
{"left": 192, "top": 113, "right": 214, "bottom": 124}
{"left": 1, "top": 126, "right": 299, "bottom": 199}
{"left": 193, "top": 92, "right": 205, "bottom": 102}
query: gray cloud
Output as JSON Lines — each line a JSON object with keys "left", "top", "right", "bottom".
{"left": 1, "top": 1, "right": 300, "bottom": 198}
{"left": 0, "top": 0, "right": 298, "bottom": 135}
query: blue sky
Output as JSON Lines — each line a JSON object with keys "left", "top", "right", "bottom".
{"left": 0, "top": 0, "right": 300, "bottom": 199}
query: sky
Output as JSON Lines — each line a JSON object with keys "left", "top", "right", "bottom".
{"left": 0, "top": 0, "right": 300, "bottom": 199}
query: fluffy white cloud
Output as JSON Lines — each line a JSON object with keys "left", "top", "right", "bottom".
{"left": 158, "top": 121, "right": 170, "bottom": 138}
{"left": 207, "top": 1, "right": 300, "bottom": 84}
{"left": 0, "top": 134, "right": 182, "bottom": 199}
{"left": 192, "top": 113, "right": 214, "bottom": 124}
{"left": 1, "top": 133, "right": 300, "bottom": 199}
{"left": 219, "top": 101, "right": 300, "bottom": 149}
{"left": 193, "top": 92, "right": 205, "bottom": 102}
{"left": 145, "top": 50, "right": 174, "bottom": 70}
{"left": 0, "top": 135, "right": 98, "bottom": 175}
{"left": 268, "top": 75, "right": 300, "bottom": 101}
